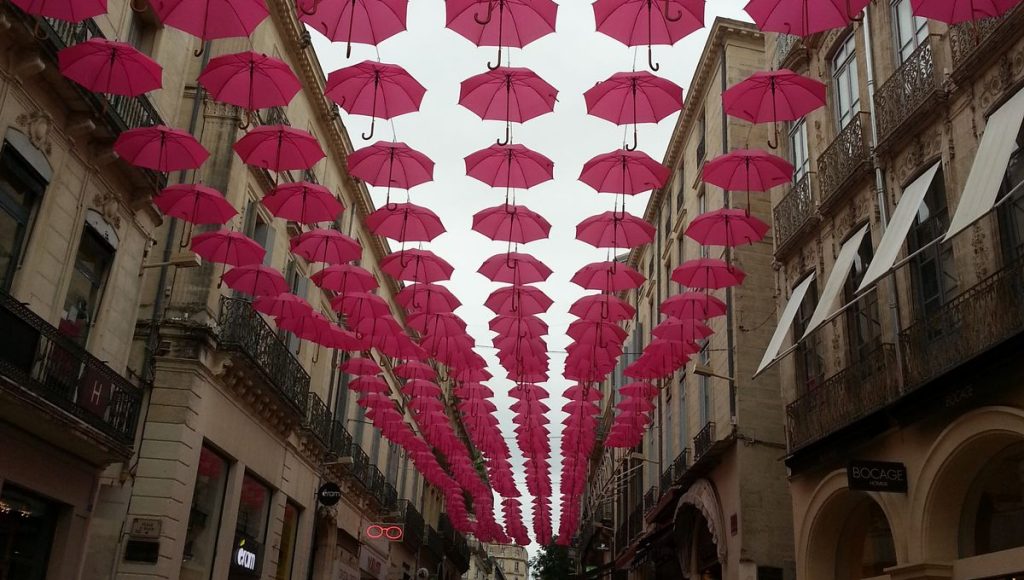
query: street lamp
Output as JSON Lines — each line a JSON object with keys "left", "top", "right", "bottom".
{"left": 691, "top": 362, "right": 735, "bottom": 382}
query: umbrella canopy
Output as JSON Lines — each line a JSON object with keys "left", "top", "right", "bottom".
{"left": 702, "top": 149, "right": 794, "bottom": 192}
{"left": 348, "top": 141, "right": 434, "bottom": 192}
{"left": 254, "top": 293, "right": 313, "bottom": 318}
{"left": 380, "top": 249, "right": 455, "bottom": 282}
{"left": 233, "top": 125, "right": 325, "bottom": 172}
{"left": 472, "top": 204, "right": 551, "bottom": 243}
{"left": 485, "top": 284, "right": 552, "bottom": 315}
{"left": 653, "top": 317, "right": 714, "bottom": 342}
{"left": 465, "top": 143, "right": 555, "bottom": 189}
{"left": 299, "top": 0, "right": 408, "bottom": 57}
{"left": 150, "top": 0, "right": 269, "bottom": 41}
{"left": 408, "top": 312, "right": 467, "bottom": 335}
{"left": 310, "top": 264, "right": 378, "bottom": 294}
{"left": 59, "top": 39, "right": 162, "bottom": 97}
{"left": 579, "top": 149, "right": 669, "bottom": 195}
{"left": 446, "top": 0, "right": 558, "bottom": 68}
{"left": 198, "top": 51, "right": 301, "bottom": 111}
{"left": 191, "top": 230, "right": 265, "bottom": 266}
{"left": 397, "top": 283, "right": 461, "bottom": 314}
{"left": 620, "top": 382, "right": 659, "bottom": 397}
{"left": 290, "top": 229, "right": 362, "bottom": 264}
{"left": 479, "top": 252, "right": 552, "bottom": 284}
{"left": 154, "top": 184, "right": 237, "bottom": 225}
{"left": 349, "top": 376, "right": 390, "bottom": 393}
{"left": 685, "top": 208, "right": 770, "bottom": 247}
{"left": 404, "top": 379, "right": 442, "bottom": 398}
{"left": 661, "top": 291, "right": 728, "bottom": 319}
{"left": 221, "top": 264, "right": 287, "bottom": 297}
{"left": 575, "top": 211, "right": 655, "bottom": 249}
{"left": 489, "top": 314, "right": 548, "bottom": 336}
{"left": 672, "top": 258, "right": 746, "bottom": 289}
{"left": 571, "top": 261, "right": 646, "bottom": 291}
{"left": 584, "top": 71, "right": 684, "bottom": 150}
{"left": 262, "top": 181, "right": 342, "bottom": 224}
{"left": 569, "top": 293, "right": 636, "bottom": 322}
{"left": 331, "top": 292, "right": 392, "bottom": 322}
{"left": 745, "top": 0, "right": 869, "bottom": 36}
{"left": 340, "top": 357, "right": 382, "bottom": 375}
{"left": 594, "top": 0, "right": 704, "bottom": 70}
{"left": 326, "top": 61, "right": 426, "bottom": 140}
{"left": 366, "top": 203, "right": 446, "bottom": 242}
{"left": 13, "top": 0, "right": 104, "bottom": 21}
{"left": 113, "top": 125, "right": 209, "bottom": 172}
{"left": 460, "top": 66, "right": 558, "bottom": 144}
{"left": 395, "top": 361, "right": 436, "bottom": 380}
{"left": 722, "top": 69, "right": 826, "bottom": 147}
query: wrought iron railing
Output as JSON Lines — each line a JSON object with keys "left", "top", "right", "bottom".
{"left": 659, "top": 448, "right": 688, "bottom": 493}
{"left": 439, "top": 514, "right": 470, "bottom": 571}
{"left": 693, "top": 421, "right": 716, "bottom": 460}
{"left": 818, "top": 113, "right": 870, "bottom": 208}
{"left": 948, "top": 5, "right": 1019, "bottom": 73}
{"left": 303, "top": 392, "right": 332, "bottom": 447}
{"left": 874, "top": 39, "right": 942, "bottom": 147}
{"left": 773, "top": 34, "right": 802, "bottom": 69}
{"left": 425, "top": 525, "right": 444, "bottom": 561}
{"left": 642, "top": 486, "right": 656, "bottom": 514}
{"left": 627, "top": 504, "right": 643, "bottom": 542}
{"left": 366, "top": 466, "right": 387, "bottom": 506}
{"left": 786, "top": 343, "right": 900, "bottom": 450}
{"left": 401, "top": 499, "right": 425, "bottom": 551}
{"left": 218, "top": 297, "right": 310, "bottom": 413}
{"left": 0, "top": 291, "right": 143, "bottom": 446}
{"left": 901, "top": 255, "right": 1024, "bottom": 388}
{"left": 330, "top": 421, "right": 353, "bottom": 457}
{"left": 381, "top": 481, "right": 398, "bottom": 510}
{"left": 773, "top": 174, "right": 816, "bottom": 254}
{"left": 348, "top": 444, "right": 371, "bottom": 487}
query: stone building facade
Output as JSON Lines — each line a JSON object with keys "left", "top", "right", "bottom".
{"left": 483, "top": 543, "right": 527, "bottom": 580}
{"left": 762, "top": 3, "right": 1024, "bottom": 579}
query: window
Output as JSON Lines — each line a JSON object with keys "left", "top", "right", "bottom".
{"left": 698, "top": 344, "right": 710, "bottom": 426}
{"left": 793, "top": 277, "right": 824, "bottom": 394}
{"left": 789, "top": 120, "right": 810, "bottom": 182}
{"left": 126, "top": 8, "right": 158, "bottom": 55}
{"left": 183, "top": 446, "right": 230, "bottom": 580}
{"left": 0, "top": 145, "right": 44, "bottom": 292}
{"left": 844, "top": 232, "right": 882, "bottom": 364}
{"left": 998, "top": 125, "right": 1024, "bottom": 262}
{"left": 60, "top": 219, "right": 115, "bottom": 346}
{"left": 282, "top": 260, "right": 304, "bottom": 354}
{"left": 831, "top": 34, "right": 861, "bottom": 130}
{"left": 891, "top": 0, "right": 928, "bottom": 63}
{"left": 230, "top": 473, "right": 272, "bottom": 579}
{"left": 0, "top": 484, "right": 60, "bottom": 580}
{"left": 959, "top": 441, "right": 1024, "bottom": 557}
{"left": 674, "top": 167, "right": 685, "bottom": 210}
{"left": 908, "top": 171, "right": 958, "bottom": 319}
{"left": 835, "top": 500, "right": 897, "bottom": 580}
{"left": 274, "top": 502, "right": 300, "bottom": 580}
{"left": 697, "top": 191, "right": 709, "bottom": 258}
{"left": 696, "top": 110, "right": 706, "bottom": 164}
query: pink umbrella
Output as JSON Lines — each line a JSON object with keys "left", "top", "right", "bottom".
{"left": 472, "top": 204, "right": 551, "bottom": 244}
{"left": 151, "top": 0, "right": 268, "bottom": 44}
{"left": 489, "top": 314, "right": 548, "bottom": 336}
{"left": 349, "top": 376, "right": 389, "bottom": 393}
{"left": 744, "top": 0, "right": 869, "bottom": 37}
{"left": 234, "top": 125, "right": 325, "bottom": 172}
{"left": 191, "top": 230, "right": 265, "bottom": 266}
{"left": 59, "top": 39, "right": 162, "bottom": 97}
{"left": 479, "top": 252, "right": 552, "bottom": 284}
{"left": 485, "top": 284, "right": 552, "bottom": 315}
{"left": 579, "top": 149, "right": 669, "bottom": 195}
{"left": 569, "top": 293, "right": 636, "bottom": 322}
{"left": 584, "top": 71, "right": 684, "bottom": 150}
{"left": 567, "top": 320, "right": 628, "bottom": 345}
{"left": 262, "top": 181, "right": 342, "bottom": 224}
{"left": 326, "top": 61, "right": 426, "bottom": 140}
{"left": 13, "top": 0, "right": 104, "bottom": 21}
{"left": 254, "top": 293, "right": 312, "bottom": 318}
{"left": 290, "top": 229, "right": 362, "bottom": 264}
{"left": 594, "top": 0, "right": 704, "bottom": 71}
{"left": 465, "top": 143, "right": 555, "bottom": 195}
{"left": 380, "top": 249, "right": 454, "bottom": 282}
{"left": 404, "top": 379, "right": 442, "bottom": 398}
{"left": 685, "top": 208, "right": 769, "bottom": 247}
{"left": 459, "top": 66, "right": 558, "bottom": 145}
{"left": 563, "top": 384, "right": 602, "bottom": 402}
{"left": 661, "top": 291, "right": 727, "bottom": 319}
{"left": 653, "top": 317, "right": 713, "bottom": 342}
{"left": 154, "top": 184, "right": 237, "bottom": 225}
{"left": 395, "top": 361, "right": 436, "bottom": 380}
{"left": 198, "top": 52, "right": 301, "bottom": 113}
{"left": 365, "top": 203, "right": 446, "bottom": 243}
{"left": 408, "top": 312, "right": 467, "bottom": 335}
{"left": 340, "top": 357, "right": 381, "bottom": 375}
{"left": 397, "top": 283, "right": 461, "bottom": 314}
{"left": 221, "top": 264, "right": 288, "bottom": 297}
{"left": 331, "top": 292, "right": 392, "bottom": 322}
{"left": 722, "top": 69, "right": 826, "bottom": 148}
{"left": 575, "top": 211, "right": 655, "bottom": 249}
{"left": 114, "top": 126, "right": 209, "bottom": 172}
{"left": 620, "top": 382, "right": 658, "bottom": 397}
{"left": 446, "top": 0, "right": 558, "bottom": 69}
{"left": 310, "top": 264, "right": 378, "bottom": 293}
{"left": 347, "top": 141, "right": 434, "bottom": 206}
{"left": 672, "top": 258, "right": 746, "bottom": 289}
{"left": 298, "top": 0, "right": 407, "bottom": 57}
{"left": 911, "top": 0, "right": 1019, "bottom": 23}
{"left": 571, "top": 261, "right": 645, "bottom": 291}
{"left": 702, "top": 149, "right": 793, "bottom": 191}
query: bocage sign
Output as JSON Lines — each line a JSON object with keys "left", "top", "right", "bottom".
{"left": 231, "top": 536, "right": 261, "bottom": 576}
{"left": 365, "top": 524, "right": 404, "bottom": 541}
{"left": 847, "top": 460, "right": 908, "bottom": 493}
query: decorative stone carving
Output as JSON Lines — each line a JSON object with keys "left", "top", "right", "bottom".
{"left": 91, "top": 189, "right": 124, "bottom": 230}
{"left": 15, "top": 110, "right": 53, "bottom": 155}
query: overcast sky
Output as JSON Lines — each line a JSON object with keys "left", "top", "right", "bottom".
{"left": 312, "top": 0, "right": 751, "bottom": 555}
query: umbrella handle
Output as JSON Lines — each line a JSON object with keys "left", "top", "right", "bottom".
{"left": 497, "top": 124, "right": 511, "bottom": 146}
{"left": 362, "top": 117, "right": 376, "bottom": 140}
{"left": 193, "top": 44, "right": 205, "bottom": 57}
{"left": 487, "top": 44, "right": 502, "bottom": 71}
{"left": 663, "top": 0, "right": 682, "bottom": 21}
{"left": 474, "top": 0, "right": 495, "bottom": 24}
{"left": 237, "top": 110, "right": 253, "bottom": 130}
{"left": 648, "top": 44, "right": 660, "bottom": 72}
{"left": 625, "top": 126, "right": 638, "bottom": 151}
{"left": 767, "top": 124, "right": 779, "bottom": 150}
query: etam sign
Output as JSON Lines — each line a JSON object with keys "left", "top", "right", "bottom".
{"left": 231, "top": 536, "right": 261, "bottom": 576}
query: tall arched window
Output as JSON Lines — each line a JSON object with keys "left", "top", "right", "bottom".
{"left": 959, "top": 441, "right": 1024, "bottom": 557}
{"left": 835, "top": 500, "right": 897, "bottom": 579}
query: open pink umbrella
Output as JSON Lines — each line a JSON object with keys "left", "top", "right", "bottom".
{"left": 151, "top": 0, "right": 269, "bottom": 45}
{"left": 254, "top": 293, "right": 312, "bottom": 318}
{"left": 661, "top": 291, "right": 727, "bottom": 319}
{"left": 472, "top": 204, "right": 551, "bottom": 243}
{"left": 722, "top": 69, "right": 826, "bottom": 148}
{"left": 263, "top": 181, "right": 342, "bottom": 224}
{"left": 366, "top": 203, "right": 445, "bottom": 242}
{"left": 620, "top": 382, "right": 658, "bottom": 397}
{"left": 349, "top": 376, "right": 389, "bottom": 393}
{"left": 221, "top": 264, "right": 288, "bottom": 297}
{"left": 490, "top": 314, "right": 548, "bottom": 336}
{"left": 569, "top": 293, "right": 636, "bottom": 322}
{"left": 347, "top": 141, "right": 434, "bottom": 206}
{"left": 191, "top": 230, "right": 265, "bottom": 266}
{"left": 485, "top": 285, "right": 552, "bottom": 315}
{"left": 395, "top": 361, "right": 436, "bottom": 380}
{"left": 234, "top": 125, "right": 325, "bottom": 172}
{"left": 331, "top": 292, "right": 392, "bottom": 322}
{"left": 397, "top": 283, "right": 461, "bottom": 314}
{"left": 198, "top": 52, "right": 301, "bottom": 113}
{"left": 594, "top": 0, "right": 704, "bottom": 71}
{"left": 310, "top": 264, "right": 378, "bottom": 293}
{"left": 479, "top": 252, "right": 552, "bottom": 284}
{"left": 405, "top": 379, "right": 443, "bottom": 398}
{"left": 13, "top": 0, "right": 104, "bottom": 21}
{"left": 672, "top": 258, "right": 745, "bottom": 289}
{"left": 380, "top": 249, "right": 454, "bottom": 282}
{"left": 686, "top": 208, "right": 769, "bottom": 247}
{"left": 408, "top": 312, "right": 467, "bottom": 336}
{"left": 341, "top": 357, "right": 382, "bottom": 375}
{"left": 114, "top": 126, "right": 209, "bottom": 172}
{"left": 575, "top": 211, "right": 655, "bottom": 249}
{"left": 653, "top": 317, "right": 713, "bottom": 342}
{"left": 326, "top": 61, "right": 426, "bottom": 140}
{"left": 571, "top": 261, "right": 645, "bottom": 291}
{"left": 154, "top": 184, "right": 237, "bottom": 225}
{"left": 290, "top": 229, "right": 362, "bottom": 264}
{"left": 745, "top": 0, "right": 869, "bottom": 37}
{"left": 703, "top": 148, "right": 794, "bottom": 209}
{"left": 459, "top": 66, "right": 558, "bottom": 145}
{"left": 59, "top": 39, "right": 162, "bottom": 97}
{"left": 465, "top": 144, "right": 555, "bottom": 203}
{"left": 298, "top": 0, "right": 408, "bottom": 57}
{"left": 579, "top": 149, "right": 669, "bottom": 195}
{"left": 446, "top": 0, "right": 558, "bottom": 69}
{"left": 584, "top": 71, "right": 684, "bottom": 151}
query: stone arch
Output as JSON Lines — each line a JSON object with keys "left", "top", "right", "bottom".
{"left": 671, "top": 478, "right": 727, "bottom": 577}
{"left": 911, "top": 406, "right": 1024, "bottom": 562}
{"left": 3, "top": 126, "right": 54, "bottom": 182}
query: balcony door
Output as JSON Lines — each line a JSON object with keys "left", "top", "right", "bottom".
{"left": 844, "top": 231, "right": 883, "bottom": 365}
{"left": 832, "top": 34, "right": 861, "bottom": 131}
{"left": 891, "top": 0, "right": 929, "bottom": 64}
{"left": 0, "top": 140, "right": 46, "bottom": 292}
{"left": 998, "top": 126, "right": 1024, "bottom": 262}
{"left": 789, "top": 120, "right": 810, "bottom": 183}
{"left": 908, "top": 171, "right": 958, "bottom": 320}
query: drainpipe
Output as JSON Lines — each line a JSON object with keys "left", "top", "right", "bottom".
{"left": 720, "top": 41, "right": 737, "bottom": 420}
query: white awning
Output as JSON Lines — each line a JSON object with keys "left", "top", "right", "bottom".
{"left": 945, "top": 87, "right": 1024, "bottom": 241}
{"left": 756, "top": 273, "right": 816, "bottom": 375}
{"left": 801, "top": 224, "right": 870, "bottom": 340}
{"left": 856, "top": 162, "right": 941, "bottom": 293}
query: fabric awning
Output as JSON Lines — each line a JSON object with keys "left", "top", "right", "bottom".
{"left": 945, "top": 86, "right": 1024, "bottom": 241}
{"left": 801, "top": 224, "right": 870, "bottom": 340}
{"left": 856, "top": 162, "right": 941, "bottom": 293}
{"left": 756, "top": 273, "right": 816, "bottom": 375}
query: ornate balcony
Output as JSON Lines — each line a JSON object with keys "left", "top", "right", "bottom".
{"left": 329, "top": 420, "right": 353, "bottom": 457}
{"left": 874, "top": 39, "right": 944, "bottom": 150}
{"left": 302, "top": 392, "right": 332, "bottom": 448}
{"left": 693, "top": 421, "right": 716, "bottom": 460}
{"left": 818, "top": 113, "right": 871, "bottom": 210}
{"left": 901, "top": 255, "right": 1024, "bottom": 389}
{"left": 0, "top": 290, "right": 143, "bottom": 457}
{"left": 786, "top": 343, "right": 900, "bottom": 451}
{"left": 773, "top": 174, "right": 817, "bottom": 256}
{"left": 399, "top": 499, "right": 425, "bottom": 552}
{"left": 948, "top": 5, "right": 1022, "bottom": 79}
{"left": 440, "top": 514, "right": 470, "bottom": 573}
{"left": 347, "top": 443, "right": 371, "bottom": 487}
{"left": 425, "top": 525, "right": 444, "bottom": 563}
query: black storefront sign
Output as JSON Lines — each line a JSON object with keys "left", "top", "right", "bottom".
{"left": 847, "top": 460, "right": 908, "bottom": 493}
{"left": 318, "top": 482, "right": 342, "bottom": 506}
{"left": 230, "top": 535, "right": 262, "bottom": 577}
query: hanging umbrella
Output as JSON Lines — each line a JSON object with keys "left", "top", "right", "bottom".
{"left": 567, "top": 320, "right": 628, "bottom": 345}
{"left": 221, "top": 264, "right": 288, "bottom": 297}
{"left": 254, "top": 293, "right": 313, "bottom": 318}
{"left": 350, "top": 376, "right": 390, "bottom": 393}
{"left": 685, "top": 208, "right": 769, "bottom": 247}
{"left": 563, "top": 384, "right": 602, "bottom": 402}
{"left": 397, "top": 283, "right": 461, "bottom": 314}
{"left": 569, "top": 294, "right": 636, "bottom": 322}
{"left": 571, "top": 261, "right": 646, "bottom": 291}
{"left": 617, "top": 397, "right": 655, "bottom": 413}
{"left": 672, "top": 258, "right": 746, "bottom": 289}
{"left": 584, "top": 71, "right": 684, "bottom": 150}
{"left": 702, "top": 149, "right": 793, "bottom": 191}
{"left": 233, "top": 125, "right": 325, "bottom": 172}
{"left": 330, "top": 292, "right": 392, "bottom": 322}
{"left": 575, "top": 211, "right": 655, "bottom": 249}
{"left": 13, "top": 0, "right": 104, "bottom": 22}
{"left": 198, "top": 51, "right": 301, "bottom": 113}
{"left": 113, "top": 125, "right": 209, "bottom": 172}
{"left": 150, "top": 0, "right": 269, "bottom": 44}
{"left": 660, "top": 291, "right": 727, "bottom": 319}
{"left": 380, "top": 249, "right": 454, "bottom": 282}
{"left": 579, "top": 149, "right": 669, "bottom": 195}
{"left": 446, "top": 0, "right": 558, "bottom": 69}
{"left": 479, "top": 252, "right": 552, "bottom": 284}
{"left": 154, "top": 184, "right": 237, "bottom": 225}
{"left": 459, "top": 66, "right": 558, "bottom": 145}
{"left": 485, "top": 284, "right": 552, "bottom": 315}
{"left": 722, "top": 69, "right": 826, "bottom": 148}
{"left": 326, "top": 61, "right": 426, "bottom": 140}
{"left": 489, "top": 314, "right": 548, "bottom": 336}
{"left": 744, "top": 0, "right": 869, "bottom": 37}
{"left": 619, "top": 382, "right": 659, "bottom": 397}
{"left": 457, "top": 383, "right": 495, "bottom": 399}
{"left": 472, "top": 204, "right": 551, "bottom": 243}
{"left": 340, "top": 357, "right": 382, "bottom": 375}
{"left": 59, "top": 38, "right": 162, "bottom": 97}
{"left": 298, "top": 0, "right": 408, "bottom": 57}
{"left": 365, "top": 203, "right": 446, "bottom": 242}
{"left": 290, "top": 229, "right": 362, "bottom": 264}
{"left": 404, "top": 379, "right": 443, "bottom": 398}
{"left": 348, "top": 141, "right": 434, "bottom": 206}
{"left": 262, "top": 181, "right": 342, "bottom": 224}
{"left": 395, "top": 361, "right": 436, "bottom": 380}
{"left": 653, "top": 317, "right": 714, "bottom": 342}
{"left": 911, "top": 0, "right": 1019, "bottom": 23}
{"left": 191, "top": 230, "right": 265, "bottom": 266}
{"left": 408, "top": 312, "right": 467, "bottom": 335}
{"left": 594, "top": 0, "right": 704, "bottom": 71}
{"left": 310, "top": 264, "right": 378, "bottom": 293}
{"left": 465, "top": 143, "right": 555, "bottom": 191}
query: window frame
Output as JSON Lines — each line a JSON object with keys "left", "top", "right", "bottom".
{"left": 890, "top": 0, "right": 929, "bottom": 64}
{"left": 789, "top": 119, "right": 811, "bottom": 182}
{"left": 831, "top": 33, "right": 862, "bottom": 131}
{"left": 0, "top": 144, "right": 46, "bottom": 292}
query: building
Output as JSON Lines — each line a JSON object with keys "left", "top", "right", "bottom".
{"left": 576, "top": 18, "right": 795, "bottom": 580}
{"left": 761, "top": 3, "right": 1024, "bottom": 579}
{"left": 485, "top": 543, "right": 528, "bottom": 580}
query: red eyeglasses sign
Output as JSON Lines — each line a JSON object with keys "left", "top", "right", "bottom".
{"left": 366, "top": 524, "right": 403, "bottom": 541}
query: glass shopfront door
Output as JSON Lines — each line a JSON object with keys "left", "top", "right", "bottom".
{"left": 0, "top": 485, "right": 59, "bottom": 580}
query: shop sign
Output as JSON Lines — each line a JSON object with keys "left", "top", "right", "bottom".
{"left": 231, "top": 535, "right": 262, "bottom": 576}
{"left": 129, "top": 518, "right": 162, "bottom": 539}
{"left": 847, "top": 460, "right": 908, "bottom": 493}
{"left": 358, "top": 546, "right": 386, "bottom": 580}
{"left": 318, "top": 482, "right": 342, "bottom": 507}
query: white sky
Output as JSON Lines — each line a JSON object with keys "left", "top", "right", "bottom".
{"left": 311, "top": 0, "right": 751, "bottom": 558}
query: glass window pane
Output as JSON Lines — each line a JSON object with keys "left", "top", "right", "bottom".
{"left": 60, "top": 228, "right": 113, "bottom": 346}
{"left": 960, "top": 441, "right": 1024, "bottom": 556}
{"left": 274, "top": 502, "right": 300, "bottom": 580}
{"left": 0, "top": 485, "right": 60, "bottom": 580}
{"left": 183, "top": 446, "right": 230, "bottom": 580}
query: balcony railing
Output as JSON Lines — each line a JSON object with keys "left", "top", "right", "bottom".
{"left": 628, "top": 504, "right": 643, "bottom": 543}
{"left": 642, "top": 486, "right": 656, "bottom": 514}
{"left": 302, "top": 392, "right": 332, "bottom": 447}
{"left": 786, "top": 343, "right": 900, "bottom": 450}
{"left": 0, "top": 291, "right": 143, "bottom": 447}
{"left": 400, "top": 500, "right": 425, "bottom": 552}
{"left": 901, "top": 254, "right": 1024, "bottom": 388}
{"left": 348, "top": 444, "right": 371, "bottom": 487}
{"left": 440, "top": 514, "right": 470, "bottom": 571}
{"left": 874, "top": 39, "right": 943, "bottom": 148}
{"left": 425, "top": 526, "right": 444, "bottom": 561}
{"left": 818, "top": 113, "right": 870, "bottom": 209}
{"left": 773, "top": 174, "right": 816, "bottom": 255}
{"left": 948, "top": 5, "right": 1020, "bottom": 75}
{"left": 693, "top": 421, "right": 716, "bottom": 460}
{"left": 381, "top": 481, "right": 398, "bottom": 510}
{"left": 330, "top": 420, "right": 353, "bottom": 457}
{"left": 218, "top": 297, "right": 310, "bottom": 413}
